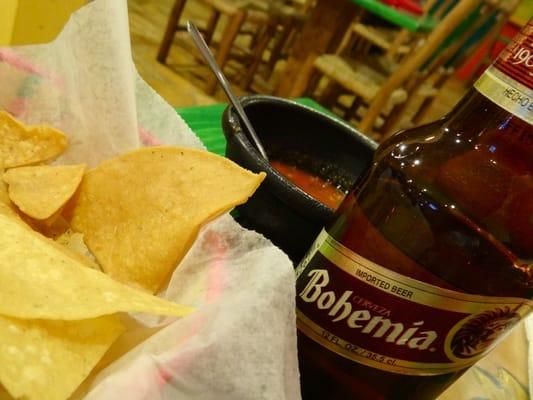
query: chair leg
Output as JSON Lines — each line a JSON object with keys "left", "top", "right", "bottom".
{"left": 157, "top": 0, "right": 188, "bottom": 63}
{"left": 385, "top": 29, "right": 409, "bottom": 62}
{"left": 266, "top": 23, "right": 292, "bottom": 73}
{"left": 249, "top": 24, "right": 266, "bottom": 49}
{"left": 345, "top": 96, "right": 363, "bottom": 122}
{"left": 206, "top": 9, "right": 246, "bottom": 94}
{"left": 318, "top": 79, "right": 341, "bottom": 107}
{"left": 412, "top": 97, "right": 436, "bottom": 125}
{"left": 204, "top": 10, "right": 221, "bottom": 45}
{"left": 241, "top": 20, "right": 278, "bottom": 90}
{"left": 304, "top": 67, "right": 322, "bottom": 98}
{"left": 379, "top": 103, "right": 404, "bottom": 137}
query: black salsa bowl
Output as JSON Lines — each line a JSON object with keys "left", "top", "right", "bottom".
{"left": 221, "top": 95, "right": 377, "bottom": 263}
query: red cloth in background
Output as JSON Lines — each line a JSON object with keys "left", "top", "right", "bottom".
{"left": 380, "top": 0, "right": 423, "bottom": 16}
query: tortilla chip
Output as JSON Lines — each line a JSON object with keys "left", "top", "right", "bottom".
{"left": 0, "top": 315, "right": 125, "bottom": 400}
{"left": 0, "top": 111, "right": 67, "bottom": 168}
{"left": 0, "top": 157, "right": 18, "bottom": 218}
{"left": 55, "top": 229, "right": 100, "bottom": 270}
{"left": 3, "top": 164, "right": 85, "bottom": 220}
{"left": 71, "top": 315, "right": 163, "bottom": 399}
{"left": 37, "top": 214, "right": 71, "bottom": 237}
{"left": 0, "top": 212, "right": 194, "bottom": 320}
{"left": 55, "top": 228, "right": 89, "bottom": 255}
{"left": 71, "top": 146, "right": 265, "bottom": 293}
{"left": 0, "top": 385, "right": 13, "bottom": 400}
{"left": 0, "top": 158, "right": 9, "bottom": 206}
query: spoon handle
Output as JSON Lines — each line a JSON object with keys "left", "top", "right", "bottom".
{"left": 187, "top": 22, "right": 269, "bottom": 160}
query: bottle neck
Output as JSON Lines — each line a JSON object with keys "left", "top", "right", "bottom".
{"left": 446, "top": 18, "right": 533, "bottom": 137}
{"left": 444, "top": 88, "right": 515, "bottom": 140}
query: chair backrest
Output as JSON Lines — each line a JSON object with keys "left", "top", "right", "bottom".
{"left": 289, "top": 0, "right": 316, "bottom": 13}
{"left": 418, "top": 0, "right": 521, "bottom": 79}
{"left": 357, "top": 0, "right": 484, "bottom": 133}
{"left": 266, "top": 0, "right": 316, "bottom": 13}
{"left": 339, "top": 0, "right": 461, "bottom": 65}
{"left": 378, "top": 0, "right": 522, "bottom": 137}
{"left": 452, "top": 1, "right": 520, "bottom": 81}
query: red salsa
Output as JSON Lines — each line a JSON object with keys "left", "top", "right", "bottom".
{"left": 270, "top": 160, "right": 345, "bottom": 210}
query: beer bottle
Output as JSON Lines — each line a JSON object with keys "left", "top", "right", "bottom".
{"left": 295, "top": 20, "right": 533, "bottom": 399}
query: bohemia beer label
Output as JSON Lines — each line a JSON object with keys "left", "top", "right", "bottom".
{"left": 475, "top": 19, "right": 533, "bottom": 123}
{"left": 296, "top": 230, "right": 532, "bottom": 376}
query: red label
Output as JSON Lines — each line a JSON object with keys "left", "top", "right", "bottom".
{"left": 295, "top": 230, "right": 532, "bottom": 375}
{"left": 494, "top": 19, "right": 533, "bottom": 90}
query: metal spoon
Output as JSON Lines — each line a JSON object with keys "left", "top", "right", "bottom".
{"left": 186, "top": 21, "right": 269, "bottom": 160}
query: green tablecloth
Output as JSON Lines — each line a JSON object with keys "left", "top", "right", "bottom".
{"left": 175, "top": 104, "right": 229, "bottom": 156}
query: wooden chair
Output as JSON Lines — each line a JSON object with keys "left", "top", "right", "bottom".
{"left": 309, "top": 53, "right": 408, "bottom": 128}
{"left": 239, "top": 2, "right": 310, "bottom": 93}
{"left": 346, "top": 0, "right": 450, "bottom": 64}
{"left": 157, "top": 0, "right": 270, "bottom": 94}
{"left": 306, "top": 0, "right": 485, "bottom": 139}
{"left": 379, "top": 0, "right": 521, "bottom": 137}
{"left": 459, "top": 0, "right": 522, "bottom": 86}
{"left": 305, "top": 0, "right": 455, "bottom": 135}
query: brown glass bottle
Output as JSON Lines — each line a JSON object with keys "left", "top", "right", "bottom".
{"left": 295, "top": 22, "right": 532, "bottom": 400}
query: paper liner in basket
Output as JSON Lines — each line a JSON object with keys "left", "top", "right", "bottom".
{"left": 0, "top": 0, "right": 300, "bottom": 398}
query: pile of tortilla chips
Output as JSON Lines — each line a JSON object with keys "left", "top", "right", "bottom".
{"left": 0, "top": 111, "right": 265, "bottom": 399}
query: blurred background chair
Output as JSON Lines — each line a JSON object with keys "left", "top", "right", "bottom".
{"left": 456, "top": 0, "right": 524, "bottom": 86}
{"left": 239, "top": 1, "right": 312, "bottom": 93}
{"left": 303, "top": 0, "right": 520, "bottom": 141}
{"left": 157, "top": 0, "right": 314, "bottom": 94}
{"left": 378, "top": 0, "right": 521, "bottom": 137}
{"left": 157, "top": 0, "right": 272, "bottom": 94}
{"left": 304, "top": 0, "right": 457, "bottom": 139}
{"left": 150, "top": 0, "right": 529, "bottom": 137}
